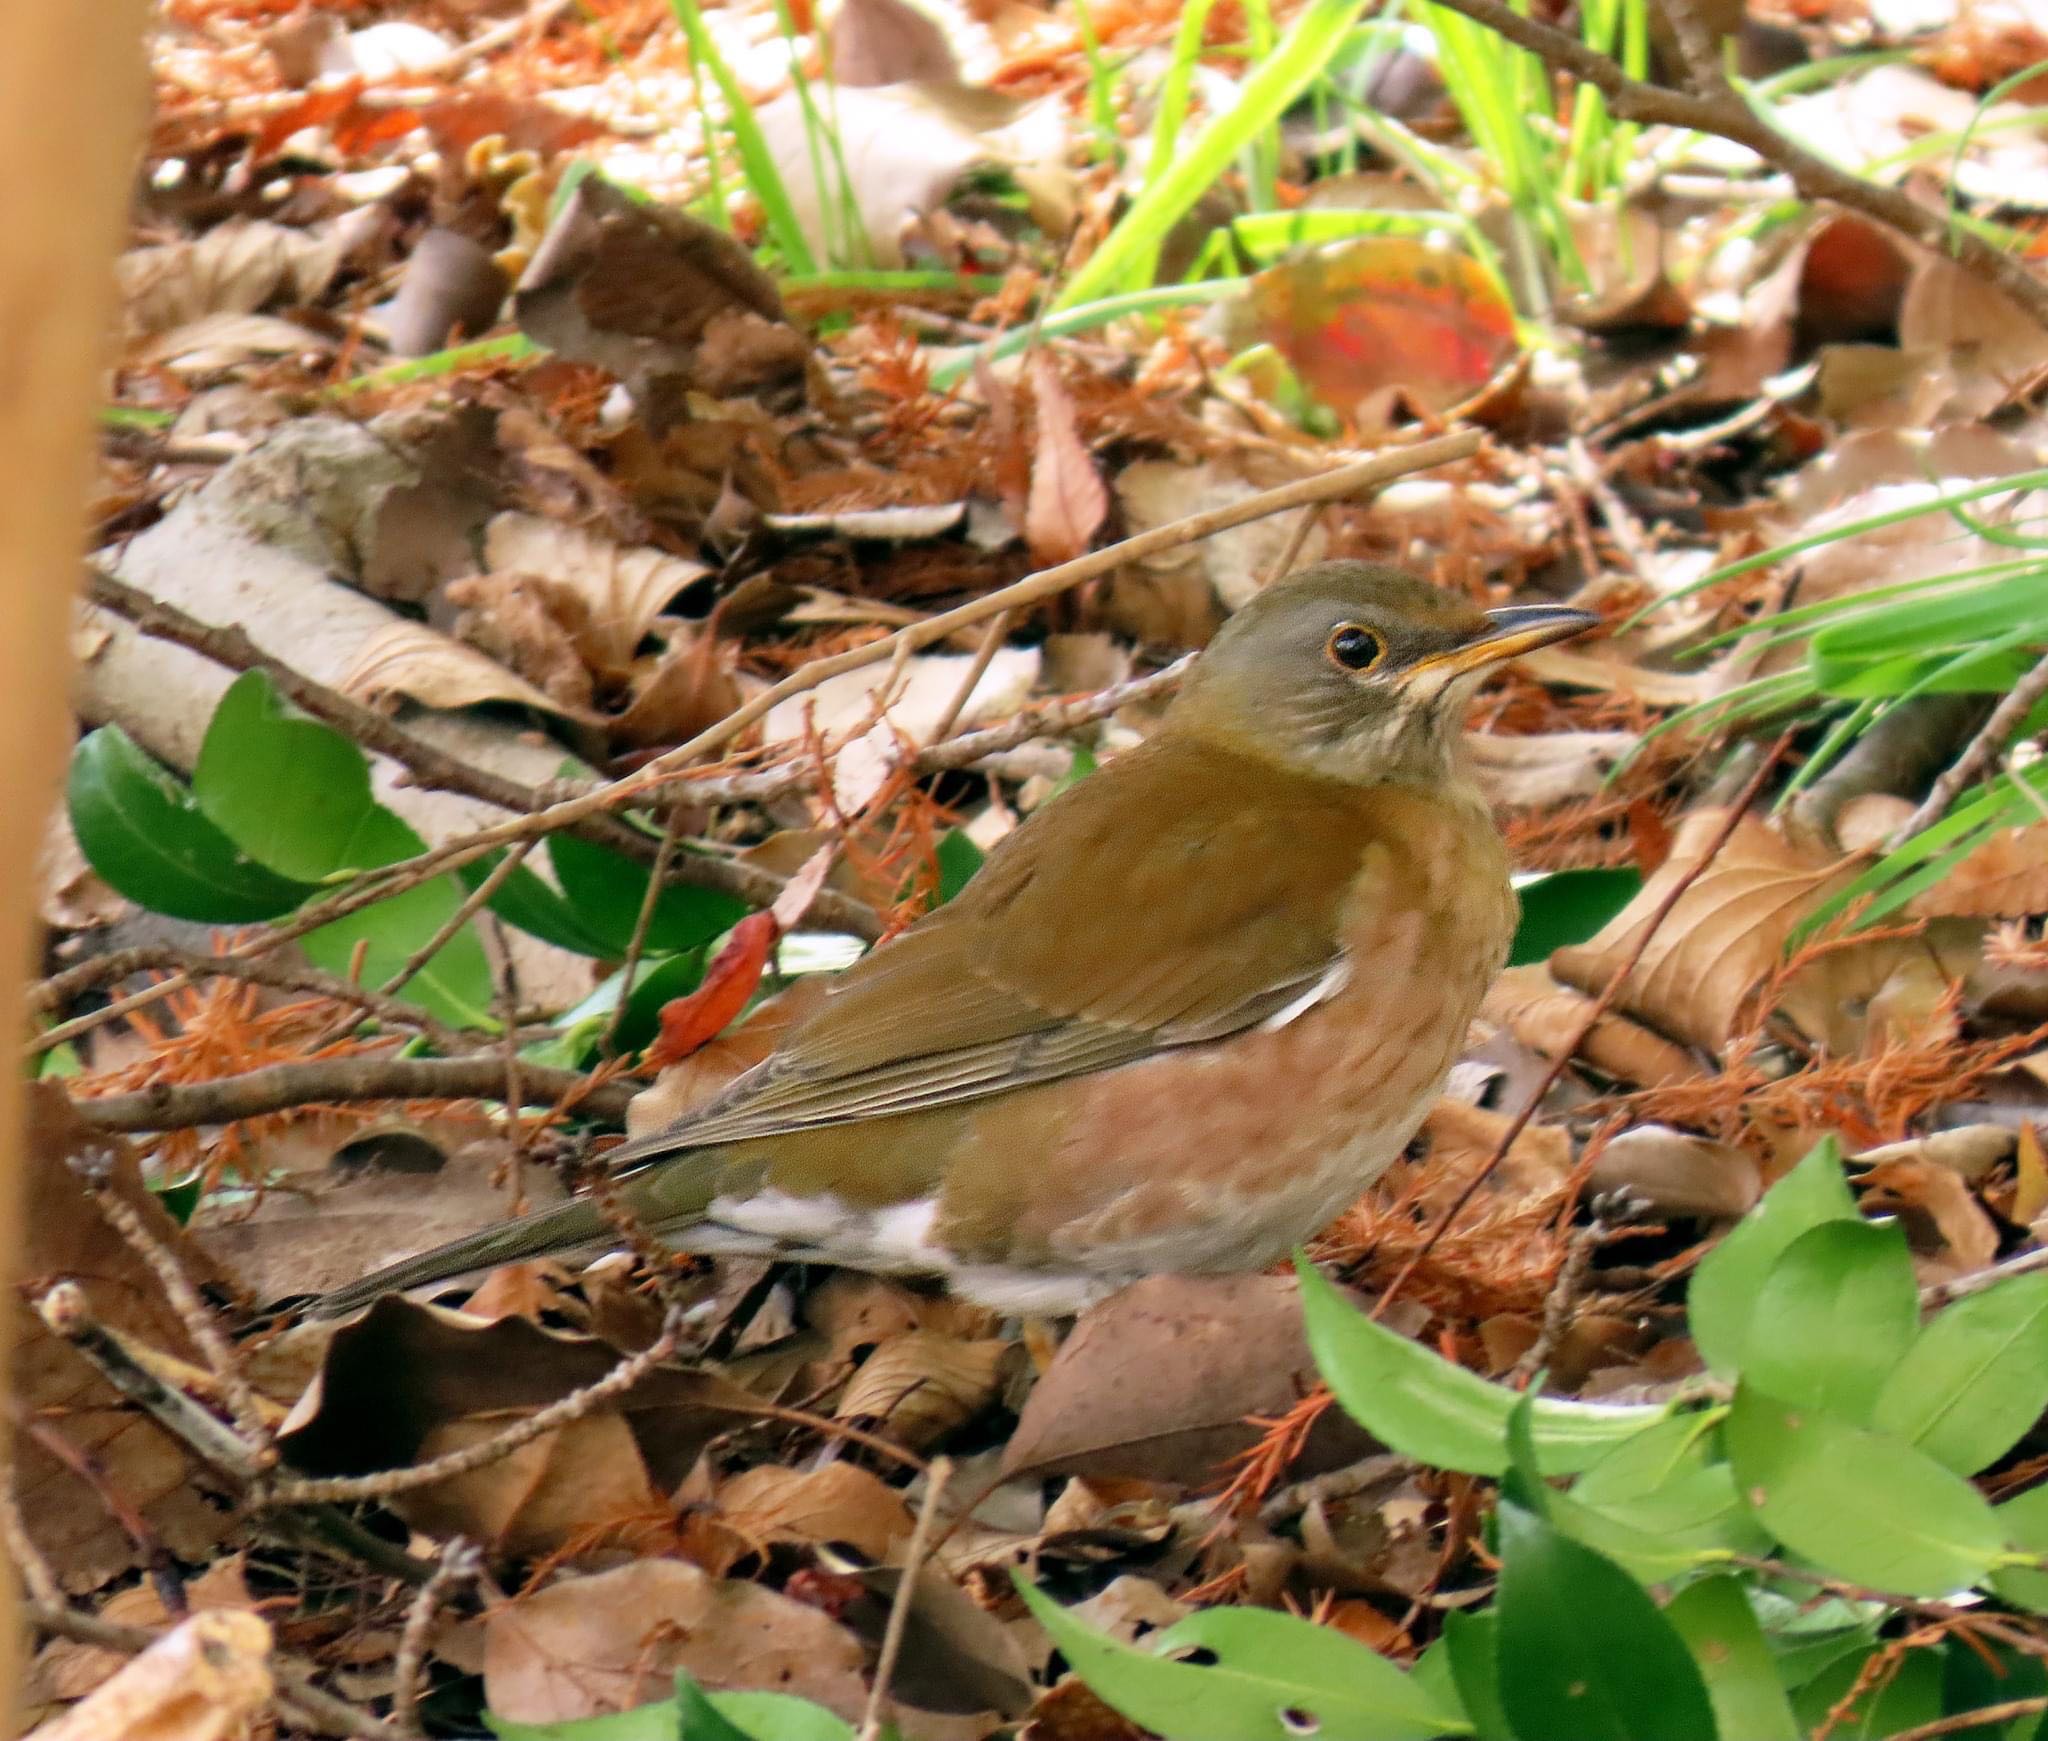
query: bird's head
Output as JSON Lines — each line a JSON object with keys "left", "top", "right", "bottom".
{"left": 1168, "top": 561, "right": 1597, "bottom": 787}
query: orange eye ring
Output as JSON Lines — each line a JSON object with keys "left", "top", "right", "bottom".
{"left": 1325, "top": 623, "right": 1386, "bottom": 673}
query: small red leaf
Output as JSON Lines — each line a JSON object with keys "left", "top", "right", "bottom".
{"left": 645, "top": 913, "right": 778, "bottom": 1069}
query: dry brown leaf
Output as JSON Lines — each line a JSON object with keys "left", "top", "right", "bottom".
{"left": 1550, "top": 809, "right": 1861, "bottom": 1051}
{"left": 444, "top": 571, "right": 597, "bottom": 710}
{"left": 118, "top": 215, "right": 377, "bottom": 339}
{"left": 1412, "top": 1098, "right": 1575, "bottom": 1210}
{"left": 1587, "top": 1125, "right": 1761, "bottom": 1219}
{"left": 1912, "top": 820, "right": 2048, "bottom": 919}
{"left": 1024, "top": 354, "right": 1107, "bottom": 567}
{"left": 484, "top": 1559, "right": 868, "bottom": 1725}
{"left": 1000, "top": 1274, "right": 1376, "bottom": 1484}
{"left": 626, "top": 978, "right": 831, "bottom": 1138}
{"left": 2019, "top": 1123, "right": 2048, "bottom": 1225}
{"left": 1480, "top": 965, "right": 1705, "bottom": 1088}
{"left": 29, "top": 1610, "right": 273, "bottom": 1741}
{"left": 337, "top": 618, "right": 582, "bottom": 718}
{"left": 837, "top": 1330, "right": 1010, "bottom": 1447}
{"left": 481, "top": 513, "right": 712, "bottom": 672}
{"left": 33, "top": 1558, "right": 259, "bottom": 1703}
{"left": 1112, "top": 458, "right": 1328, "bottom": 614}
{"left": 1466, "top": 731, "right": 1638, "bottom": 811}
{"left": 609, "top": 627, "right": 746, "bottom": 750}
{"left": 719, "top": 1461, "right": 913, "bottom": 1559}
{"left": 1860, "top": 1158, "right": 2001, "bottom": 1284}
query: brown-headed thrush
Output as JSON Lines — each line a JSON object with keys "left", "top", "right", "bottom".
{"left": 318, "top": 564, "right": 1595, "bottom": 1317}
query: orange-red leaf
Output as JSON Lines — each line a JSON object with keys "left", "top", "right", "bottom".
{"left": 645, "top": 913, "right": 778, "bottom": 1069}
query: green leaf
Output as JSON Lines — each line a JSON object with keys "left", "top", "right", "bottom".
{"left": 691, "top": 1687, "right": 853, "bottom": 1741}
{"left": 1016, "top": 1575, "right": 1465, "bottom": 1741}
{"left": 1507, "top": 868, "right": 1640, "bottom": 968}
{"left": 486, "top": 1676, "right": 852, "bottom": 1741}
{"left": 1789, "top": 1643, "right": 1942, "bottom": 1739}
{"left": 68, "top": 726, "right": 314, "bottom": 922}
{"left": 301, "top": 876, "right": 497, "bottom": 1030}
{"left": 1297, "top": 1258, "right": 1661, "bottom": 1476}
{"left": 932, "top": 829, "right": 984, "bottom": 907}
{"left": 1992, "top": 1482, "right": 2048, "bottom": 1612}
{"left": 1441, "top": 1610, "right": 1508, "bottom": 1740}
{"left": 549, "top": 835, "right": 749, "bottom": 956}
{"left": 1875, "top": 1272, "right": 2048, "bottom": 1474}
{"left": 194, "top": 671, "right": 417, "bottom": 879}
{"left": 1725, "top": 1381, "right": 2008, "bottom": 1595}
{"left": 1556, "top": 1412, "right": 1771, "bottom": 1580}
{"left": 463, "top": 850, "right": 622, "bottom": 958}
{"left": 153, "top": 1175, "right": 204, "bottom": 1227}
{"left": 1741, "top": 1219, "right": 1919, "bottom": 1425}
{"left": 1663, "top": 1577, "right": 1800, "bottom": 1741}
{"left": 1689, "top": 1137, "right": 1857, "bottom": 1378}
{"left": 1943, "top": 1639, "right": 2048, "bottom": 1741}
{"left": 1493, "top": 1501, "right": 1716, "bottom": 1741}
{"left": 673, "top": 1677, "right": 751, "bottom": 1741}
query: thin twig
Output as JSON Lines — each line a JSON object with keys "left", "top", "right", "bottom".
{"left": 1252, "top": 1453, "right": 1410, "bottom": 1528}
{"left": 928, "top": 610, "right": 1013, "bottom": 746}
{"left": 1422, "top": 0, "right": 2048, "bottom": 332}
{"left": 1374, "top": 733, "right": 1794, "bottom": 1318}
{"left": 1920, "top": 1242, "right": 2048, "bottom": 1310}
{"left": 1508, "top": 1214, "right": 1604, "bottom": 1387}
{"left": 1888, "top": 651, "right": 2048, "bottom": 849}
{"left": 859, "top": 1456, "right": 953, "bottom": 1741}
{"left": 70, "top": 1049, "right": 635, "bottom": 1134}
{"left": 392, "top": 1538, "right": 483, "bottom": 1741}
{"left": 1264, "top": 504, "right": 1327, "bottom": 589}
{"left": 69, "top": 1158, "right": 274, "bottom": 1455}
{"left": 1888, "top": 1699, "right": 2048, "bottom": 1741}
{"left": 259, "top": 1309, "right": 683, "bottom": 1506}
{"left": 35, "top": 1283, "right": 266, "bottom": 1484}
{"left": 599, "top": 803, "right": 688, "bottom": 1059}
{"left": 0, "top": 1456, "right": 63, "bottom": 1608}
{"left": 385, "top": 838, "right": 536, "bottom": 1005}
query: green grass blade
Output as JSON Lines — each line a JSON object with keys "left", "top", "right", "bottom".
{"left": 1053, "top": 0, "right": 1367, "bottom": 309}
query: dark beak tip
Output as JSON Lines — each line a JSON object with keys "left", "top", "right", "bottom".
{"left": 1481, "top": 604, "right": 1601, "bottom": 648}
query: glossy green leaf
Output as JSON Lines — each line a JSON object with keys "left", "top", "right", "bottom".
{"left": 696, "top": 1688, "right": 854, "bottom": 1741}
{"left": 1556, "top": 1412, "right": 1771, "bottom": 1580}
{"left": 1741, "top": 1219, "right": 1918, "bottom": 1424}
{"left": 1788, "top": 1643, "right": 1942, "bottom": 1738}
{"left": 1493, "top": 1501, "right": 1715, "bottom": 1741}
{"left": 1664, "top": 1577, "right": 1800, "bottom": 1741}
{"left": 1725, "top": 1381, "right": 2007, "bottom": 1595}
{"left": 1748, "top": 1588, "right": 1881, "bottom": 1690}
{"left": 1991, "top": 1482, "right": 2048, "bottom": 1612}
{"left": 1508, "top": 868, "right": 1640, "bottom": 968}
{"left": 67, "top": 726, "right": 313, "bottom": 922}
{"left": 487, "top": 1674, "right": 853, "bottom": 1741}
{"left": 301, "top": 875, "right": 496, "bottom": 1031}
{"left": 1690, "top": 1137, "right": 1857, "bottom": 1378}
{"left": 549, "top": 834, "right": 748, "bottom": 956}
{"left": 1441, "top": 1611, "right": 1507, "bottom": 1740}
{"left": 1298, "top": 1258, "right": 1661, "bottom": 1476}
{"left": 462, "top": 851, "right": 621, "bottom": 958}
{"left": 931, "top": 828, "right": 984, "bottom": 907}
{"left": 489, "top": 1701, "right": 677, "bottom": 1739}
{"left": 194, "top": 671, "right": 416, "bottom": 880}
{"left": 1942, "top": 1639, "right": 2048, "bottom": 1741}
{"left": 1016, "top": 1575, "right": 1465, "bottom": 1741}
{"left": 1875, "top": 1273, "right": 2048, "bottom": 1474}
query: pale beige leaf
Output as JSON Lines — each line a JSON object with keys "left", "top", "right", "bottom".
{"left": 29, "top": 1611, "right": 273, "bottom": 1741}
{"left": 830, "top": 0, "right": 961, "bottom": 85}
{"left": 119, "top": 218, "right": 354, "bottom": 339}
{"left": 1480, "top": 965, "right": 1705, "bottom": 1088}
{"left": 837, "top": 1329, "right": 1009, "bottom": 1447}
{"left": 483, "top": 1560, "right": 867, "bottom": 1725}
{"left": 482, "top": 512, "right": 711, "bottom": 670}
{"left": 718, "top": 1461, "right": 913, "bottom": 1559}
{"left": 337, "top": 619, "right": 583, "bottom": 718}
{"left": 1024, "top": 354, "right": 1107, "bottom": 567}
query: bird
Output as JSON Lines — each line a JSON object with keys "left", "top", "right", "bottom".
{"left": 315, "top": 563, "right": 1596, "bottom": 1320}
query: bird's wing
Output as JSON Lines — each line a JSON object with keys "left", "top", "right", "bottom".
{"left": 610, "top": 738, "right": 1389, "bottom": 1163}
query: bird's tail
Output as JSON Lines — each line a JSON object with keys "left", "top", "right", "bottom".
{"left": 310, "top": 1195, "right": 615, "bottom": 1319}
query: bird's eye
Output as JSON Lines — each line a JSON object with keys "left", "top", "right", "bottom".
{"left": 1325, "top": 624, "right": 1386, "bottom": 673}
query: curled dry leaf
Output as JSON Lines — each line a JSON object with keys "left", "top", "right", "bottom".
{"left": 30, "top": 1610, "right": 274, "bottom": 1741}
{"left": 481, "top": 513, "right": 712, "bottom": 672}
{"left": 1587, "top": 1125, "right": 1761, "bottom": 1219}
{"left": 1412, "top": 1097, "right": 1574, "bottom": 1210}
{"left": 1860, "top": 1158, "right": 2001, "bottom": 1284}
{"left": 1024, "top": 354, "right": 1107, "bottom": 567}
{"left": 1480, "top": 965, "right": 1705, "bottom": 1088}
{"left": 1550, "top": 809, "right": 1861, "bottom": 1051}
{"left": 483, "top": 1558, "right": 868, "bottom": 1726}
{"left": 718, "top": 1461, "right": 914, "bottom": 1560}
{"left": 837, "top": 1329, "right": 1011, "bottom": 1447}
{"left": 443, "top": 572, "right": 598, "bottom": 710}
{"left": 514, "top": 176, "right": 809, "bottom": 432}
{"left": 337, "top": 617, "right": 583, "bottom": 718}
{"left": 1113, "top": 457, "right": 1328, "bottom": 615}
{"left": 118, "top": 213, "right": 381, "bottom": 340}
{"left": 1466, "top": 731, "right": 1639, "bottom": 811}
{"left": 32, "top": 1557, "right": 259, "bottom": 1706}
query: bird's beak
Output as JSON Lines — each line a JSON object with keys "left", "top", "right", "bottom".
{"left": 1409, "top": 603, "right": 1600, "bottom": 680}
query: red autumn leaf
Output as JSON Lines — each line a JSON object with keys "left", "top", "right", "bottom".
{"left": 644, "top": 913, "right": 779, "bottom": 1070}
{"left": 1244, "top": 236, "right": 1518, "bottom": 418}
